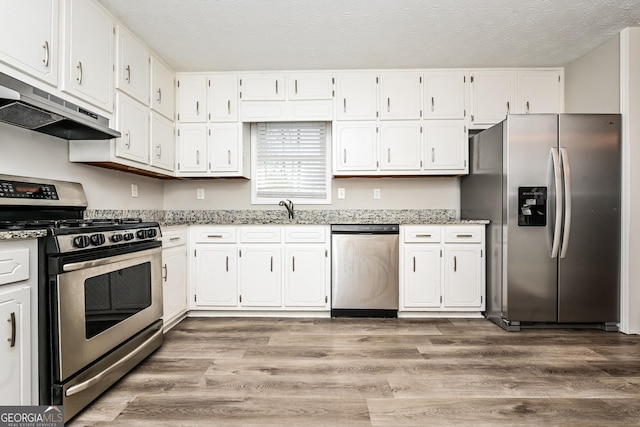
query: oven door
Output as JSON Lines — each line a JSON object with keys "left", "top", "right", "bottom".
{"left": 51, "top": 243, "right": 163, "bottom": 382}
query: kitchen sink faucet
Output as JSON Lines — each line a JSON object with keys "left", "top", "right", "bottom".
{"left": 279, "top": 199, "right": 294, "bottom": 219}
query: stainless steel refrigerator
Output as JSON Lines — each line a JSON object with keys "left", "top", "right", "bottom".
{"left": 461, "top": 114, "right": 620, "bottom": 331}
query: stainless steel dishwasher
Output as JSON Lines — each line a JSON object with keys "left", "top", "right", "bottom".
{"left": 331, "top": 224, "right": 399, "bottom": 317}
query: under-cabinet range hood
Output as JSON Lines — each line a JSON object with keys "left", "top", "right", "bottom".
{"left": 0, "top": 72, "right": 120, "bottom": 140}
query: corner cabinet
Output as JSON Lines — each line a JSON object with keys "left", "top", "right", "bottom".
{"left": 190, "top": 226, "right": 330, "bottom": 314}
{"left": 400, "top": 224, "right": 485, "bottom": 315}
{"left": 161, "top": 226, "right": 188, "bottom": 331}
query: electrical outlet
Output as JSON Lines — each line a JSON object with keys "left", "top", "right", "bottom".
{"left": 337, "top": 188, "right": 346, "bottom": 199}
{"left": 196, "top": 188, "right": 205, "bottom": 200}
{"left": 373, "top": 188, "right": 381, "bottom": 199}
{"left": 131, "top": 184, "right": 138, "bottom": 198}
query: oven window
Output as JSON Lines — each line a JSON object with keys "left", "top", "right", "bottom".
{"left": 84, "top": 262, "right": 152, "bottom": 339}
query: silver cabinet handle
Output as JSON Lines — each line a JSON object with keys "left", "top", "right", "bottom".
{"left": 157, "top": 88, "right": 162, "bottom": 103}
{"left": 343, "top": 98, "right": 347, "bottom": 113}
{"left": 156, "top": 144, "right": 162, "bottom": 159}
{"left": 196, "top": 150, "right": 200, "bottom": 164}
{"left": 169, "top": 237, "right": 181, "bottom": 241}
{"left": 431, "top": 96, "right": 435, "bottom": 112}
{"left": 42, "top": 41, "right": 50, "bottom": 67}
{"left": 76, "top": 61, "right": 83, "bottom": 84}
{"left": 560, "top": 147, "right": 572, "bottom": 259}
{"left": 8, "top": 312, "right": 16, "bottom": 347}
{"left": 455, "top": 234, "right": 473, "bottom": 238}
{"left": 550, "top": 148, "right": 563, "bottom": 259}
{"left": 431, "top": 147, "right": 435, "bottom": 163}
{"left": 196, "top": 101, "right": 200, "bottom": 115}
{"left": 227, "top": 100, "right": 231, "bottom": 115}
{"left": 506, "top": 101, "right": 510, "bottom": 114}
{"left": 125, "top": 65, "right": 131, "bottom": 83}
{"left": 413, "top": 256, "right": 416, "bottom": 272}
{"left": 343, "top": 148, "right": 347, "bottom": 164}
{"left": 453, "top": 256, "right": 457, "bottom": 272}
{"left": 416, "top": 234, "right": 432, "bottom": 238}
{"left": 292, "top": 256, "right": 295, "bottom": 272}
{"left": 226, "top": 255, "right": 229, "bottom": 272}
{"left": 162, "top": 264, "right": 168, "bottom": 281}
{"left": 227, "top": 149, "right": 231, "bottom": 165}
{"left": 526, "top": 101, "right": 530, "bottom": 114}
{"left": 125, "top": 131, "right": 131, "bottom": 148}
{"left": 387, "top": 148, "right": 391, "bottom": 163}
{"left": 387, "top": 97, "right": 391, "bottom": 112}
{"left": 206, "top": 234, "right": 223, "bottom": 238}
{"left": 295, "top": 79, "right": 298, "bottom": 94}
{"left": 270, "top": 256, "right": 273, "bottom": 272}
{"left": 275, "top": 80, "right": 278, "bottom": 95}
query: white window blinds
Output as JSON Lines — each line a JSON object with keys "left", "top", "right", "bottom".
{"left": 254, "top": 122, "right": 330, "bottom": 202}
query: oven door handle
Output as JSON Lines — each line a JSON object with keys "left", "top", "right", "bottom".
{"left": 65, "top": 325, "right": 163, "bottom": 397}
{"left": 62, "top": 247, "right": 161, "bottom": 272}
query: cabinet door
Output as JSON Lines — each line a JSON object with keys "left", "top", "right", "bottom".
{"left": 64, "top": 0, "right": 114, "bottom": 112}
{"left": 151, "top": 57, "right": 176, "bottom": 120}
{"left": 162, "top": 246, "right": 187, "bottom": 323}
{"left": 195, "top": 246, "right": 238, "bottom": 307}
{"left": 335, "top": 73, "right": 378, "bottom": 120}
{"left": 334, "top": 122, "right": 378, "bottom": 172}
{"left": 240, "top": 74, "right": 285, "bottom": 101}
{"left": 150, "top": 112, "right": 175, "bottom": 172}
{"left": 115, "top": 92, "right": 149, "bottom": 164}
{"left": 116, "top": 26, "right": 150, "bottom": 104}
{"left": 402, "top": 245, "right": 441, "bottom": 308}
{"left": 288, "top": 73, "right": 334, "bottom": 100}
{"left": 424, "top": 71, "right": 466, "bottom": 119}
{"left": 208, "top": 123, "right": 239, "bottom": 173}
{"left": 423, "top": 120, "right": 467, "bottom": 172}
{"left": 518, "top": 70, "right": 562, "bottom": 114}
{"left": 379, "top": 121, "right": 422, "bottom": 171}
{"left": 443, "top": 246, "right": 483, "bottom": 309}
{"left": 208, "top": 74, "right": 238, "bottom": 122}
{"left": 470, "top": 71, "right": 515, "bottom": 126}
{"left": 0, "top": 0, "right": 59, "bottom": 86}
{"left": 284, "top": 245, "right": 328, "bottom": 307}
{"left": 0, "top": 287, "right": 30, "bottom": 405}
{"left": 378, "top": 72, "right": 422, "bottom": 120}
{"left": 176, "top": 124, "right": 207, "bottom": 173}
{"left": 177, "top": 75, "right": 206, "bottom": 122}
{"left": 240, "top": 245, "right": 282, "bottom": 307}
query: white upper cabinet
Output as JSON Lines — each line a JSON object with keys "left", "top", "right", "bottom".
{"left": 379, "top": 121, "right": 422, "bottom": 171}
{"left": 114, "top": 92, "right": 149, "bottom": 164}
{"left": 176, "top": 124, "right": 207, "bottom": 173}
{"left": 378, "top": 72, "right": 422, "bottom": 120}
{"left": 470, "top": 70, "right": 516, "bottom": 126}
{"left": 517, "top": 70, "right": 563, "bottom": 114}
{"left": 63, "top": 0, "right": 114, "bottom": 112}
{"left": 0, "top": 0, "right": 59, "bottom": 86}
{"left": 151, "top": 57, "right": 175, "bottom": 120}
{"left": 150, "top": 112, "right": 175, "bottom": 172}
{"left": 208, "top": 74, "right": 238, "bottom": 122}
{"left": 423, "top": 120, "right": 467, "bottom": 173}
{"left": 240, "top": 74, "right": 285, "bottom": 101}
{"left": 335, "top": 73, "right": 378, "bottom": 120}
{"left": 423, "top": 71, "right": 466, "bottom": 119}
{"left": 115, "top": 25, "right": 150, "bottom": 104}
{"left": 177, "top": 75, "right": 207, "bottom": 122}
{"left": 334, "top": 121, "right": 378, "bottom": 172}
{"left": 287, "top": 73, "right": 334, "bottom": 100}
{"left": 208, "top": 123, "right": 240, "bottom": 173}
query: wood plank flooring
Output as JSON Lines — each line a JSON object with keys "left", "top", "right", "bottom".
{"left": 68, "top": 317, "right": 640, "bottom": 426}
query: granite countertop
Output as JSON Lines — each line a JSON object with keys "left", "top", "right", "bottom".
{"left": 0, "top": 229, "right": 48, "bottom": 240}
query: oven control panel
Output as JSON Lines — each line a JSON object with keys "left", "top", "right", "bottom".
{"left": 55, "top": 226, "right": 161, "bottom": 253}
{"left": 0, "top": 179, "right": 59, "bottom": 200}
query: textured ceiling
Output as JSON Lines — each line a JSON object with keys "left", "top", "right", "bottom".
{"left": 98, "top": 0, "right": 640, "bottom": 72}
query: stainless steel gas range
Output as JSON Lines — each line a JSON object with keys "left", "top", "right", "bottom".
{"left": 0, "top": 174, "right": 163, "bottom": 422}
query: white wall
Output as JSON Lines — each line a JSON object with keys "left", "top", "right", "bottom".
{"left": 162, "top": 176, "right": 460, "bottom": 211}
{"left": 621, "top": 28, "right": 640, "bottom": 334}
{"left": 564, "top": 34, "right": 620, "bottom": 113}
{"left": 0, "top": 123, "right": 164, "bottom": 210}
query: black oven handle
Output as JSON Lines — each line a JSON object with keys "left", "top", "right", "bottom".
{"left": 62, "top": 246, "right": 161, "bottom": 272}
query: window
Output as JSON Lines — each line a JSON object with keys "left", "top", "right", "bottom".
{"left": 251, "top": 122, "right": 331, "bottom": 204}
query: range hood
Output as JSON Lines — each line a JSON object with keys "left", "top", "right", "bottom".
{"left": 0, "top": 73, "right": 120, "bottom": 140}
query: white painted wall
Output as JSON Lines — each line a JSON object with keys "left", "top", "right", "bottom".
{"left": 0, "top": 122, "right": 164, "bottom": 210}
{"left": 564, "top": 34, "right": 620, "bottom": 113}
{"left": 162, "top": 176, "right": 460, "bottom": 211}
{"left": 620, "top": 27, "right": 640, "bottom": 334}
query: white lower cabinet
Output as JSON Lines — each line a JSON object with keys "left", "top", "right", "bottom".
{"left": 190, "top": 225, "right": 330, "bottom": 313}
{"left": 161, "top": 226, "right": 188, "bottom": 331}
{"left": 400, "top": 225, "right": 485, "bottom": 314}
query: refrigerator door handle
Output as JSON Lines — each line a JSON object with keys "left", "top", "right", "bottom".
{"left": 560, "top": 147, "right": 572, "bottom": 258}
{"left": 550, "top": 147, "right": 563, "bottom": 259}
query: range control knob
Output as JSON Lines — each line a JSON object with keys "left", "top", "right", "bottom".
{"left": 90, "top": 234, "right": 106, "bottom": 246}
{"left": 73, "top": 235, "right": 90, "bottom": 249}
{"left": 136, "top": 230, "right": 147, "bottom": 239}
{"left": 147, "top": 228, "right": 157, "bottom": 238}
{"left": 111, "top": 234, "right": 124, "bottom": 243}
{"left": 123, "top": 232, "right": 135, "bottom": 241}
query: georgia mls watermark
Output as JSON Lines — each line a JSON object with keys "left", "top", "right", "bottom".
{"left": 0, "top": 406, "right": 63, "bottom": 427}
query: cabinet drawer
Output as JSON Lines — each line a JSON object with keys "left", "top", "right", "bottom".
{"left": 443, "top": 227, "right": 483, "bottom": 243}
{"left": 403, "top": 226, "right": 441, "bottom": 243}
{"left": 284, "top": 226, "right": 327, "bottom": 243}
{"left": 240, "top": 227, "right": 282, "bottom": 243}
{"left": 161, "top": 226, "right": 188, "bottom": 248}
{"left": 194, "top": 227, "right": 237, "bottom": 243}
{"left": 0, "top": 248, "right": 30, "bottom": 286}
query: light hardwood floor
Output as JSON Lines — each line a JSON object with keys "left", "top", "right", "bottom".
{"left": 68, "top": 317, "right": 640, "bottom": 426}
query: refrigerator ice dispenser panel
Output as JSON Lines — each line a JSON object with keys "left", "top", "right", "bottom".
{"left": 518, "top": 187, "right": 547, "bottom": 226}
